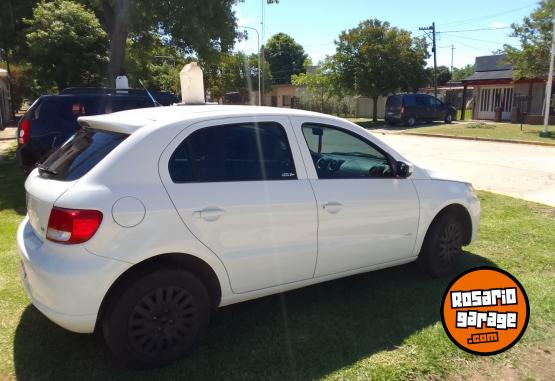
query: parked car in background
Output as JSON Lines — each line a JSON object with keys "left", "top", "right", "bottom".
{"left": 385, "top": 93, "right": 456, "bottom": 127}
{"left": 15, "top": 88, "right": 178, "bottom": 173}
{"left": 18, "top": 105, "right": 479, "bottom": 368}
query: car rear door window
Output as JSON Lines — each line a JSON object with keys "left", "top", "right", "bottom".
{"left": 39, "top": 128, "right": 127, "bottom": 181}
{"left": 169, "top": 122, "right": 297, "bottom": 183}
{"left": 416, "top": 95, "right": 429, "bottom": 107}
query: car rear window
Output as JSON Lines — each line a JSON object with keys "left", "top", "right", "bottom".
{"left": 387, "top": 96, "right": 402, "bottom": 108}
{"left": 38, "top": 128, "right": 127, "bottom": 181}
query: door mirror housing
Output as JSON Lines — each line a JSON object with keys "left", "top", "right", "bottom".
{"left": 396, "top": 161, "right": 413, "bottom": 178}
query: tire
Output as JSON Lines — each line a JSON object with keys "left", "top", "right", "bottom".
{"left": 417, "top": 213, "right": 463, "bottom": 278}
{"left": 102, "top": 270, "right": 210, "bottom": 369}
{"left": 386, "top": 118, "right": 397, "bottom": 126}
{"left": 444, "top": 112, "right": 453, "bottom": 124}
{"left": 405, "top": 116, "right": 417, "bottom": 127}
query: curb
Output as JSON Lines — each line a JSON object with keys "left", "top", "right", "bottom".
{"left": 400, "top": 132, "right": 555, "bottom": 147}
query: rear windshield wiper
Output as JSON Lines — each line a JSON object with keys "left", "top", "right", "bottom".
{"left": 37, "top": 165, "right": 58, "bottom": 176}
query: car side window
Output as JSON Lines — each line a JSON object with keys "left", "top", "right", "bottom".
{"left": 430, "top": 97, "right": 442, "bottom": 106}
{"left": 301, "top": 123, "right": 394, "bottom": 179}
{"left": 416, "top": 95, "right": 429, "bottom": 107}
{"left": 169, "top": 122, "right": 297, "bottom": 183}
{"left": 404, "top": 95, "right": 416, "bottom": 107}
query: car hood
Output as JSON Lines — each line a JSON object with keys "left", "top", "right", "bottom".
{"left": 422, "top": 167, "right": 469, "bottom": 184}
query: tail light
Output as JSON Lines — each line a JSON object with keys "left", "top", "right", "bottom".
{"left": 19, "top": 119, "right": 31, "bottom": 145}
{"left": 46, "top": 207, "right": 103, "bottom": 244}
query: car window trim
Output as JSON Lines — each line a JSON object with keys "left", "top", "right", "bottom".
{"left": 168, "top": 121, "right": 299, "bottom": 184}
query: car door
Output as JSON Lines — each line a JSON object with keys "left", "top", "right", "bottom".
{"left": 429, "top": 96, "right": 445, "bottom": 120}
{"left": 291, "top": 118, "right": 420, "bottom": 277}
{"left": 159, "top": 116, "right": 318, "bottom": 294}
{"left": 415, "top": 95, "right": 432, "bottom": 120}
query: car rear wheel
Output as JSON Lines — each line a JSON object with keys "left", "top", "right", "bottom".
{"left": 406, "top": 116, "right": 417, "bottom": 127}
{"left": 444, "top": 112, "right": 453, "bottom": 124}
{"left": 102, "top": 269, "right": 210, "bottom": 369}
{"left": 417, "top": 213, "right": 463, "bottom": 278}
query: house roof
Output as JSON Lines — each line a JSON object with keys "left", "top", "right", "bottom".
{"left": 463, "top": 54, "right": 513, "bottom": 82}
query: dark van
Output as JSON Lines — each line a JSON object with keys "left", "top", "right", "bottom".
{"left": 16, "top": 88, "right": 178, "bottom": 173}
{"left": 385, "top": 93, "right": 456, "bottom": 127}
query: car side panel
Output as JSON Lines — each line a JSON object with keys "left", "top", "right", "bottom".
{"left": 410, "top": 179, "right": 480, "bottom": 256}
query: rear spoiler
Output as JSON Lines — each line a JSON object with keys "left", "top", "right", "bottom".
{"left": 77, "top": 114, "right": 152, "bottom": 135}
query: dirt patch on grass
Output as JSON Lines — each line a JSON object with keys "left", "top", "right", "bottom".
{"left": 447, "top": 334, "right": 555, "bottom": 381}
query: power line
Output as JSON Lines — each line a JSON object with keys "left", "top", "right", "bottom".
{"left": 438, "top": 2, "right": 536, "bottom": 28}
{"left": 439, "top": 35, "right": 486, "bottom": 51}
{"left": 437, "top": 26, "right": 511, "bottom": 34}
{"left": 440, "top": 33, "right": 512, "bottom": 45}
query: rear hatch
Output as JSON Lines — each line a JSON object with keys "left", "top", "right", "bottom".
{"left": 25, "top": 128, "right": 127, "bottom": 240}
{"left": 386, "top": 95, "right": 402, "bottom": 115}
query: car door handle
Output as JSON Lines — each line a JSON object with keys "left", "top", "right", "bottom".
{"left": 193, "top": 207, "right": 225, "bottom": 221}
{"left": 322, "top": 201, "right": 342, "bottom": 213}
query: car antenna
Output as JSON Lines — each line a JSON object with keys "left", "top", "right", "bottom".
{"left": 138, "top": 79, "right": 162, "bottom": 107}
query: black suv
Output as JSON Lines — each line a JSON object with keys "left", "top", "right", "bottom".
{"left": 16, "top": 88, "right": 178, "bottom": 173}
{"left": 385, "top": 93, "right": 456, "bottom": 127}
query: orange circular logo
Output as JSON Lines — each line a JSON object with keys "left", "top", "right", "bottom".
{"left": 441, "top": 267, "right": 529, "bottom": 355}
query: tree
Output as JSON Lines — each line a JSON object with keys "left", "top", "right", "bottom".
{"left": 504, "top": 0, "right": 554, "bottom": 79}
{"left": 80, "top": 0, "right": 275, "bottom": 85}
{"left": 203, "top": 52, "right": 272, "bottom": 101}
{"left": 452, "top": 64, "right": 474, "bottom": 81}
{"left": 291, "top": 57, "right": 342, "bottom": 112}
{"left": 0, "top": 0, "right": 38, "bottom": 66}
{"left": 333, "top": 19, "right": 429, "bottom": 121}
{"left": 436, "top": 65, "right": 452, "bottom": 86}
{"left": 25, "top": 0, "right": 109, "bottom": 91}
{"left": 125, "top": 34, "right": 187, "bottom": 94}
{"left": 264, "top": 33, "right": 307, "bottom": 84}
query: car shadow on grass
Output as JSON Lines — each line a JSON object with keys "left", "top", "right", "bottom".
{"left": 0, "top": 144, "right": 26, "bottom": 215}
{"left": 13, "top": 252, "right": 496, "bottom": 381}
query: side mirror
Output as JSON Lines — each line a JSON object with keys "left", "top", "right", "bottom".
{"left": 312, "top": 127, "right": 323, "bottom": 136}
{"left": 396, "top": 161, "right": 413, "bottom": 178}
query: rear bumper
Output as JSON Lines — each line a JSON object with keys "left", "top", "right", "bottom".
{"left": 17, "top": 216, "right": 129, "bottom": 333}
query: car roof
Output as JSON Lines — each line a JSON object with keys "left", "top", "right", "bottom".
{"left": 77, "top": 105, "right": 341, "bottom": 134}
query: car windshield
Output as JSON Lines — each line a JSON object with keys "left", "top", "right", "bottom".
{"left": 39, "top": 128, "right": 127, "bottom": 181}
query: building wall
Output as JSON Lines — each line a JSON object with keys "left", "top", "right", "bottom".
{"left": 355, "top": 96, "right": 386, "bottom": 118}
{"left": 262, "top": 84, "right": 298, "bottom": 107}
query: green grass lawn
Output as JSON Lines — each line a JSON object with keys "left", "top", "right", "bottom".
{"left": 345, "top": 118, "right": 386, "bottom": 129}
{"left": 406, "top": 122, "right": 555, "bottom": 145}
{"left": 0, "top": 145, "right": 554, "bottom": 380}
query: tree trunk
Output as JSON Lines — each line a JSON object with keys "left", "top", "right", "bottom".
{"left": 103, "top": 0, "right": 130, "bottom": 86}
{"left": 372, "top": 96, "right": 378, "bottom": 122}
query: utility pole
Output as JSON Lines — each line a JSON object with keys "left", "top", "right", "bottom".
{"left": 260, "top": 0, "right": 265, "bottom": 105}
{"left": 541, "top": 5, "right": 555, "bottom": 137}
{"left": 238, "top": 26, "right": 261, "bottom": 106}
{"left": 419, "top": 22, "right": 438, "bottom": 98}
{"left": 450, "top": 45, "right": 455, "bottom": 73}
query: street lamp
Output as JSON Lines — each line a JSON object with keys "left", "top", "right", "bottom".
{"left": 238, "top": 25, "right": 262, "bottom": 106}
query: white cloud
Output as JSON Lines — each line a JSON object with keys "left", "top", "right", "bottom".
{"left": 490, "top": 21, "right": 509, "bottom": 29}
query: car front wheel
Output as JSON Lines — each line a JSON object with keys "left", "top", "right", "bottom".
{"left": 102, "top": 269, "right": 210, "bottom": 369}
{"left": 444, "top": 112, "right": 453, "bottom": 124}
{"left": 418, "top": 213, "right": 463, "bottom": 278}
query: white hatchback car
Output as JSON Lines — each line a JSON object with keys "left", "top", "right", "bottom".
{"left": 18, "top": 105, "right": 479, "bottom": 368}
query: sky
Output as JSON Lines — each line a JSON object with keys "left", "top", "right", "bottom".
{"left": 234, "top": 0, "right": 540, "bottom": 70}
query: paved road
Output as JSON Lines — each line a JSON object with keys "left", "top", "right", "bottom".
{"left": 378, "top": 133, "right": 555, "bottom": 206}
